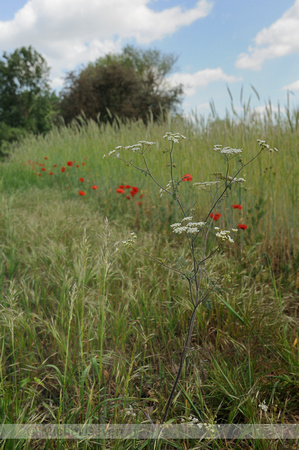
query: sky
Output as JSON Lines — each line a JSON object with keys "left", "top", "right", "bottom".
{"left": 0, "top": 0, "right": 298, "bottom": 118}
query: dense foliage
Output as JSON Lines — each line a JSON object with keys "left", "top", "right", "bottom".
{"left": 59, "top": 45, "right": 183, "bottom": 125}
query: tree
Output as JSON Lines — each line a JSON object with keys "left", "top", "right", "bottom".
{"left": 0, "top": 46, "right": 57, "bottom": 146}
{"left": 59, "top": 45, "right": 183, "bottom": 125}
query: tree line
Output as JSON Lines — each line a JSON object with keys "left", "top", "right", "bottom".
{"left": 0, "top": 45, "right": 183, "bottom": 153}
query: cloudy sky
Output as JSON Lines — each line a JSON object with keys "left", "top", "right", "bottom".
{"left": 1, "top": 0, "right": 298, "bottom": 117}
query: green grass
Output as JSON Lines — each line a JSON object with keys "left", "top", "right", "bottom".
{"left": 0, "top": 107, "right": 298, "bottom": 449}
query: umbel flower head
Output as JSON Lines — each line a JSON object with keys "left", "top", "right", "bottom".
{"left": 170, "top": 217, "right": 206, "bottom": 234}
{"left": 163, "top": 132, "right": 186, "bottom": 143}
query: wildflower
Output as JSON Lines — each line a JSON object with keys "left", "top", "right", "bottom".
{"left": 78, "top": 191, "right": 85, "bottom": 196}
{"left": 213, "top": 145, "right": 242, "bottom": 155}
{"left": 138, "top": 201, "right": 142, "bottom": 206}
{"left": 91, "top": 185, "right": 98, "bottom": 190}
{"left": 238, "top": 224, "right": 247, "bottom": 230}
{"left": 125, "top": 185, "right": 131, "bottom": 189}
{"left": 76, "top": 164, "right": 79, "bottom": 168}
{"left": 171, "top": 218, "right": 205, "bottom": 234}
{"left": 126, "top": 195, "right": 130, "bottom": 200}
{"left": 79, "top": 178, "right": 84, "bottom": 182}
{"left": 49, "top": 172, "right": 53, "bottom": 175}
{"left": 210, "top": 213, "right": 221, "bottom": 221}
{"left": 258, "top": 401, "right": 268, "bottom": 412}
{"left": 44, "top": 157, "right": 48, "bottom": 160}
{"left": 53, "top": 164, "right": 57, "bottom": 167}
{"left": 119, "top": 185, "right": 125, "bottom": 189}
{"left": 131, "top": 186, "right": 139, "bottom": 193}
{"left": 41, "top": 168, "right": 46, "bottom": 171}
{"left": 61, "top": 167, "right": 66, "bottom": 173}
{"left": 82, "top": 162, "right": 86, "bottom": 166}
{"left": 140, "top": 194, "right": 144, "bottom": 199}
{"left": 122, "top": 232, "right": 137, "bottom": 248}
{"left": 182, "top": 174, "right": 192, "bottom": 181}
{"left": 232, "top": 204, "right": 242, "bottom": 209}
{"left": 67, "top": 161, "right": 73, "bottom": 167}
{"left": 215, "top": 229, "right": 234, "bottom": 243}
{"left": 163, "top": 132, "right": 186, "bottom": 143}
{"left": 116, "top": 188, "right": 125, "bottom": 194}
{"left": 38, "top": 173, "right": 41, "bottom": 176}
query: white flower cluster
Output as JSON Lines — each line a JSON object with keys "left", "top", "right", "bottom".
{"left": 103, "top": 141, "right": 155, "bottom": 158}
{"left": 257, "top": 139, "right": 278, "bottom": 152}
{"left": 213, "top": 145, "right": 243, "bottom": 155}
{"left": 122, "top": 232, "right": 137, "bottom": 248}
{"left": 125, "top": 404, "right": 136, "bottom": 417}
{"left": 258, "top": 400, "right": 268, "bottom": 412}
{"left": 193, "top": 181, "right": 220, "bottom": 190}
{"left": 214, "top": 227, "right": 235, "bottom": 243}
{"left": 171, "top": 216, "right": 206, "bottom": 234}
{"left": 163, "top": 132, "right": 186, "bottom": 143}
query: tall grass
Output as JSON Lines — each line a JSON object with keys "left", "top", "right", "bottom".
{"left": 0, "top": 102, "right": 298, "bottom": 449}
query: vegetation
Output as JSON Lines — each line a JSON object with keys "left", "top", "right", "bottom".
{"left": 59, "top": 45, "right": 183, "bottom": 125}
{"left": 0, "top": 101, "right": 298, "bottom": 448}
{"left": 0, "top": 46, "right": 58, "bottom": 153}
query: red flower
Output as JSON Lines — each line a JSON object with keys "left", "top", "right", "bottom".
{"left": 49, "top": 172, "right": 53, "bottom": 175}
{"left": 116, "top": 188, "right": 125, "bottom": 194}
{"left": 140, "top": 194, "right": 144, "bottom": 199}
{"left": 238, "top": 224, "right": 247, "bottom": 230}
{"left": 138, "top": 201, "right": 142, "bottom": 206}
{"left": 182, "top": 174, "right": 192, "bottom": 181}
{"left": 44, "top": 157, "right": 48, "bottom": 160}
{"left": 53, "top": 164, "right": 57, "bottom": 167}
{"left": 67, "top": 161, "right": 73, "bottom": 167}
{"left": 78, "top": 191, "right": 85, "bottom": 196}
{"left": 38, "top": 173, "right": 42, "bottom": 176}
{"left": 130, "top": 190, "right": 136, "bottom": 197}
{"left": 232, "top": 204, "right": 243, "bottom": 210}
{"left": 125, "top": 185, "right": 131, "bottom": 189}
{"left": 132, "top": 186, "right": 139, "bottom": 193}
{"left": 41, "top": 168, "right": 46, "bottom": 171}
{"left": 39, "top": 163, "right": 44, "bottom": 166}
{"left": 210, "top": 213, "right": 221, "bottom": 221}
{"left": 61, "top": 167, "right": 66, "bottom": 172}
{"left": 82, "top": 162, "right": 86, "bottom": 166}
{"left": 126, "top": 195, "right": 130, "bottom": 200}
{"left": 119, "top": 185, "right": 125, "bottom": 189}
{"left": 79, "top": 178, "right": 84, "bottom": 182}
{"left": 91, "top": 185, "right": 98, "bottom": 190}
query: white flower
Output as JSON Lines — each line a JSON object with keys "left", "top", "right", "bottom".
{"left": 122, "top": 232, "right": 137, "bottom": 248}
{"left": 215, "top": 229, "right": 234, "bottom": 243}
{"left": 258, "top": 401, "right": 268, "bottom": 412}
{"left": 213, "top": 145, "right": 242, "bottom": 155}
{"left": 163, "top": 132, "right": 186, "bottom": 143}
{"left": 171, "top": 220, "right": 205, "bottom": 234}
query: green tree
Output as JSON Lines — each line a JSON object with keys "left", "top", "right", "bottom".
{"left": 0, "top": 46, "right": 57, "bottom": 148}
{"left": 60, "top": 45, "right": 183, "bottom": 125}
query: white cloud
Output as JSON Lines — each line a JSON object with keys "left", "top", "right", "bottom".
{"left": 167, "top": 68, "right": 242, "bottom": 96}
{"left": 283, "top": 79, "right": 299, "bottom": 91}
{"left": 0, "top": 0, "right": 213, "bottom": 88}
{"left": 236, "top": 0, "right": 299, "bottom": 70}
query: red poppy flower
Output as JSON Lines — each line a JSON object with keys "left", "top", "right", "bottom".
{"left": 39, "top": 163, "right": 44, "bottom": 166}
{"left": 53, "top": 164, "right": 57, "bottom": 167}
{"left": 130, "top": 190, "right": 136, "bottom": 197}
{"left": 41, "top": 168, "right": 46, "bottom": 171}
{"left": 78, "top": 191, "right": 85, "bottom": 196}
{"left": 82, "top": 162, "right": 86, "bottom": 166}
{"left": 67, "top": 161, "right": 73, "bottom": 167}
{"left": 49, "top": 172, "right": 53, "bottom": 175}
{"left": 76, "top": 165, "right": 79, "bottom": 168}
{"left": 125, "top": 185, "right": 131, "bottom": 189}
{"left": 126, "top": 195, "right": 130, "bottom": 200}
{"left": 44, "top": 157, "right": 48, "bottom": 160}
{"left": 140, "top": 194, "right": 144, "bottom": 199}
{"left": 238, "top": 224, "right": 247, "bottom": 230}
{"left": 119, "top": 185, "right": 125, "bottom": 189}
{"left": 232, "top": 204, "right": 243, "bottom": 210}
{"left": 132, "top": 186, "right": 139, "bottom": 193}
{"left": 116, "top": 188, "right": 125, "bottom": 194}
{"left": 182, "top": 174, "right": 192, "bottom": 181}
{"left": 91, "top": 185, "right": 98, "bottom": 190}
{"left": 210, "top": 212, "right": 221, "bottom": 221}
{"left": 79, "top": 178, "right": 84, "bottom": 182}
{"left": 28, "top": 160, "right": 31, "bottom": 163}
{"left": 61, "top": 167, "right": 66, "bottom": 172}
{"left": 38, "top": 173, "right": 42, "bottom": 176}
{"left": 138, "top": 201, "right": 142, "bottom": 206}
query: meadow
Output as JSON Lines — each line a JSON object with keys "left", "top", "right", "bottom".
{"left": 0, "top": 103, "right": 298, "bottom": 449}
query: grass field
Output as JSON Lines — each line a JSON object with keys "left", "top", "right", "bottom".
{"left": 0, "top": 106, "right": 298, "bottom": 449}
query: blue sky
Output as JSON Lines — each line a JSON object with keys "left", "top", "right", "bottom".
{"left": 1, "top": 0, "right": 298, "bottom": 117}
